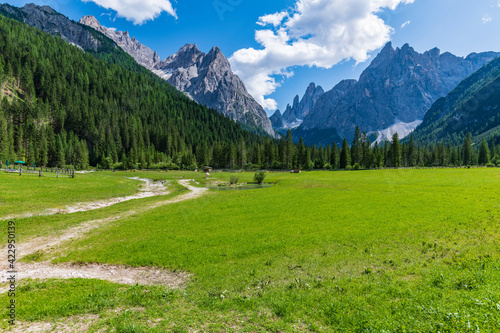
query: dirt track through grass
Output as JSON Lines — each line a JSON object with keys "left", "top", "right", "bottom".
{"left": 1, "top": 179, "right": 206, "bottom": 291}
{"left": 1, "top": 177, "right": 169, "bottom": 221}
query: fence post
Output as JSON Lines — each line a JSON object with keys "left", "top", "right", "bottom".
{"left": 39, "top": 170, "right": 42, "bottom": 177}
{"left": 57, "top": 169, "right": 59, "bottom": 178}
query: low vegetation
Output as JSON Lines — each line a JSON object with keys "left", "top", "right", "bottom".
{"left": 1, "top": 169, "right": 499, "bottom": 331}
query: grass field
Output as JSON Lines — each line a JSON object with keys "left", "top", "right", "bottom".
{"left": 1, "top": 169, "right": 500, "bottom": 332}
{"left": 0, "top": 171, "right": 142, "bottom": 219}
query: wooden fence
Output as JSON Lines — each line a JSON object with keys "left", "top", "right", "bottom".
{"left": 3, "top": 166, "right": 75, "bottom": 178}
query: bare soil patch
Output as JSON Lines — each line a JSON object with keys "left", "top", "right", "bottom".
{"left": 1, "top": 262, "right": 188, "bottom": 289}
{"left": 6, "top": 314, "right": 101, "bottom": 333}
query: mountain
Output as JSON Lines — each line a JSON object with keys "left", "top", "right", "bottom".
{"left": 277, "top": 83, "right": 324, "bottom": 129}
{"left": 79, "top": 16, "right": 275, "bottom": 137}
{"left": 411, "top": 56, "right": 500, "bottom": 144}
{"left": 79, "top": 15, "right": 159, "bottom": 70}
{"left": 0, "top": 3, "right": 163, "bottom": 78}
{"left": 0, "top": 13, "right": 270, "bottom": 170}
{"left": 298, "top": 42, "right": 500, "bottom": 145}
{"left": 0, "top": 3, "right": 100, "bottom": 51}
{"left": 269, "top": 110, "right": 285, "bottom": 130}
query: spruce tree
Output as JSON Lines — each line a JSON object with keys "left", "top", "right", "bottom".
{"left": 478, "top": 138, "right": 490, "bottom": 165}
{"left": 390, "top": 133, "right": 401, "bottom": 167}
{"left": 330, "top": 141, "right": 339, "bottom": 169}
{"left": 462, "top": 132, "right": 473, "bottom": 166}
{"left": 340, "top": 138, "right": 351, "bottom": 169}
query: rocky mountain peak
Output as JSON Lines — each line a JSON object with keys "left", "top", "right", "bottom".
{"left": 424, "top": 47, "right": 441, "bottom": 59}
{"left": 276, "top": 82, "right": 325, "bottom": 130}
{"left": 0, "top": 3, "right": 102, "bottom": 51}
{"left": 23, "top": 3, "right": 55, "bottom": 14}
{"left": 79, "top": 15, "right": 101, "bottom": 27}
{"left": 299, "top": 43, "right": 500, "bottom": 143}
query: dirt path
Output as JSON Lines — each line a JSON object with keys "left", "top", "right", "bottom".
{"left": 1, "top": 177, "right": 169, "bottom": 221}
{"left": 0, "top": 262, "right": 188, "bottom": 289}
{"left": 1, "top": 179, "right": 207, "bottom": 292}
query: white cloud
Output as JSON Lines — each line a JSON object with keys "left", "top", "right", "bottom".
{"left": 482, "top": 14, "right": 492, "bottom": 23}
{"left": 230, "top": 0, "right": 415, "bottom": 110}
{"left": 83, "top": 0, "right": 177, "bottom": 25}
{"left": 401, "top": 20, "right": 411, "bottom": 28}
{"left": 257, "top": 12, "right": 288, "bottom": 27}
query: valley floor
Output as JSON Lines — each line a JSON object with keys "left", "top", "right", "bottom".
{"left": 1, "top": 169, "right": 500, "bottom": 332}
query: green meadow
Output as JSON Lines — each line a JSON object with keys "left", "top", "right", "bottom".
{"left": 1, "top": 169, "right": 500, "bottom": 332}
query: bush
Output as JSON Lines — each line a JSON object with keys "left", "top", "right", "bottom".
{"left": 229, "top": 175, "right": 239, "bottom": 185}
{"left": 254, "top": 171, "right": 267, "bottom": 184}
{"left": 353, "top": 163, "right": 361, "bottom": 170}
{"left": 486, "top": 163, "right": 496, "bottom": 168}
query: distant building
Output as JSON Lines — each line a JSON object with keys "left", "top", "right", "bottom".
{"left": 204, "top": 166, "right": 213, "bottom": 173}
{"left": 292, "top": 168, "right": 301, "bottom": 174}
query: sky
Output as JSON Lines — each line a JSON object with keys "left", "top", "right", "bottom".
{"left": 4, "top": 0, "right": 500, "bottom": 115}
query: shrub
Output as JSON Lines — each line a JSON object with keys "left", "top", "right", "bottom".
{"left": 353, "top": 163, "right": 361, "bottom": 170}
{"left": 486, "top": 163, "right": 495, "bottom": 168}
{"left": 254, "top": 171, "right": 267, "bottom": 184}
{"left": 229, "top": 175, "right": 239, "bottom": 185}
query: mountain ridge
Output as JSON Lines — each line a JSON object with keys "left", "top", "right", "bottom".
{"left": 80, "top": 15, "right": 275, "bottom": 137}
{"left": 297, "top": 42, "right": 500, "bottom": 145}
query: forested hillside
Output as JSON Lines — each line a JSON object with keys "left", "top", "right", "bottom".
{"left": 0, "top": 15, "right": 277, "bottom": 169}
{"left": 411, "top": 56, "right": 500, "bottom": 145}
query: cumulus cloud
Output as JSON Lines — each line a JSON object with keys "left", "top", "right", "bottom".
{"left": 482, "top": 15, "right": 492, "bottom": 23}
{"left": 401, "top": 20, "right": 411, "bottom": 28}
{"left": 257, "top": 12, "right": 288, "bottom": 27}
{"left": 83, "top": 0, "right": 177, "bottom": 25}
{"left": 230, "top": 0, "right": 415, "bottom": 110}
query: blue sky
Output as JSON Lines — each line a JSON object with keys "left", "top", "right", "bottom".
{"left": 5, "top": 0, "right": 500, "bottom": 115}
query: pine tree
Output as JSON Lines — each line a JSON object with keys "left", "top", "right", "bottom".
{"left": 351, "top": 126, "right": 362, "bottom": 165}
{"left": 408, "top": 135, "right": 416, "bottom": 167}
{"left": 478, "top": 138, "right": 490, "bottom": 165}
{"left": 330, "top": 141, "right": 339, "bottom": 169}
{"left": 340, "top": 138, "right": 351, "bottom": 169}
{"left": 462, "top": 132, "right": 474, "bottom": 166}
{"left": 390, "top": 133, "right": 401, "bottom": 167}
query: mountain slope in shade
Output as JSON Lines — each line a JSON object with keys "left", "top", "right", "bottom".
{"left": 411, "top": 56, "right": 500, "bottom": 144}
{"left": 299, "top": 42, "right": 500, "bottom": 143}
{"left": 278, "top": 83, "right": 324, "bottom": 129}
{"left": 80, "top": 16, "right": 275, "bottom": 137}
{"left": 269, "top": 110, "right": 285, "bottom": 129}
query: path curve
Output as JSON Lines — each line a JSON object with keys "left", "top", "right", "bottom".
{"left": 1, "top": 177, "right": 169, "bottom": 221}
{"left": 1, "top": 179, "right": 207, "bottom": 291}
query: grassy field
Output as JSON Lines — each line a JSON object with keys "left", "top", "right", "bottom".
{"left": 1, "top": 169, "right": 500, "bottom": 332}
{"left": 0, "top": 171, "right": 143, "bottom": 219}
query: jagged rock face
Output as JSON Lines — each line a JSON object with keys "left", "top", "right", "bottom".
{"left": 269, "top": 110, "right": 285, "bottom": 129}
{"left": 300, "top": 42, "right": 500, "bottom": 140}
{"left": 301, "top": 79, "right": 357, "bottom": 130}
{"left": 279, "top": 83, "right": 324, "bottom": 129}
{"left": 0, "top": 3, "right": 101, "bottom": 51}
{"left": 155, "top": 44, "right": 275, "bottom": 136}
{"left": 79, "top": 16, "right": 275, "bottom": 137}
{"left": 79, "top": 15, "right": 159, "bottom": 70}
